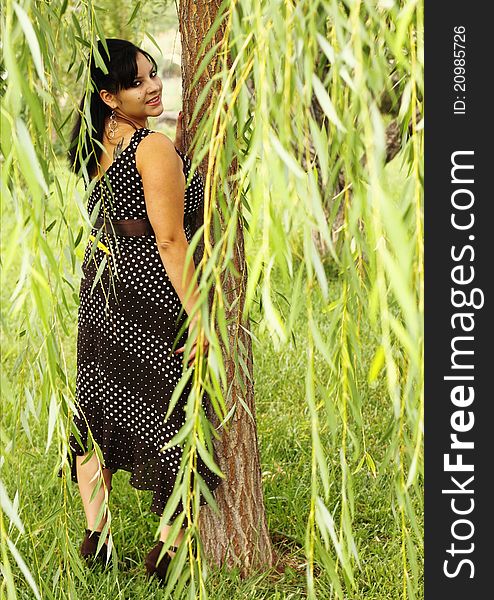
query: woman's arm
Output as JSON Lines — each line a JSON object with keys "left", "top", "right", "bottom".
{"left": 136, "top": 132, "right": 199, "bottom": 323}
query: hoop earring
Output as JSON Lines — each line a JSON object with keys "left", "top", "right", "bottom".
{"left": 108, "top": 109, "right": 118, "bottom": 139}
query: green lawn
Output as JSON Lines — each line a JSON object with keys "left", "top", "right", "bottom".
{"left": 1, "top": 154, "right": 423, "bottom": 599}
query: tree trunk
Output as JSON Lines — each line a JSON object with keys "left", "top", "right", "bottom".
{"left": 178, "top": 1, "right": 277, "bottom": 577}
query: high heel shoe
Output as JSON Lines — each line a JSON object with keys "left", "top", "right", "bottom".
{"left": 80, "top": 529, "right": 112, "bottom": 567}
{"left": 144, "top": 541, "right": 179, "bottom": 584}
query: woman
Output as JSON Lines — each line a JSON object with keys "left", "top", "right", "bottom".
{"left": 58, "top": 38, "right": 222, "bottom": 583}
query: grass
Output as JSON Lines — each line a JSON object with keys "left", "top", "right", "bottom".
{"left": 1, "top": 149, "right": 422, "bottom": 598}
{"left": 5, "top": 284, "right": 415, "bottom": 599}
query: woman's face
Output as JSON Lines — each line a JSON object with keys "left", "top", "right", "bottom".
{"left": 103, "top": 52, "right": 163, "bottom": 125}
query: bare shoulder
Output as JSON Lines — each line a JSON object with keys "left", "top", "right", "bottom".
{"left": 136, "top": 130, "right": 183, "bottom": 172}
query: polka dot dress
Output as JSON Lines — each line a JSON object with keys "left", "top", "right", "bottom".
{"left": 58, "top": 127, "right": 222, "bottom": 519}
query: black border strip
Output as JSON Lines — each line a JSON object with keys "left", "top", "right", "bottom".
{"left": 425, "top": 3, "right": 492, "bottom": 597}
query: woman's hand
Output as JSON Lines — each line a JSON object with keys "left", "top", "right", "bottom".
{"left": 174, "top": 111, "right": 185, "bottom": 153}
{"left": 174, "top": 316, "right": 209, "bottom": 366}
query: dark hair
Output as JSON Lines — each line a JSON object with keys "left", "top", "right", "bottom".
{"left": 67, "top": 39, "right": 158, "bottom": 177}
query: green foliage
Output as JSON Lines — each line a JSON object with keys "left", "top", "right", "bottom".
{"left": 186, "top": 1, "right": 424, "bottom": 598}
{"left": 1, "top": 259, "right": 423, "bottom": 599}
{"left": 1, "top": 0, "right": 423, "bottom": 599}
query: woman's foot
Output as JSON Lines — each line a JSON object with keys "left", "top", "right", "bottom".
{"left": 80, "top": 529, "right": 112, "bottom": 567}
{"left": 144, "top": 541, "right": 179, "bottom": 584}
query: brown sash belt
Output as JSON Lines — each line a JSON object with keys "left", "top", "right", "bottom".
{"left": 93, "top": 216, "right": 155, "bottom": 236}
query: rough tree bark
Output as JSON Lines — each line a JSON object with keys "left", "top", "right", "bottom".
{"left": 178, "top": 1, "right": 278, "bottom": 577}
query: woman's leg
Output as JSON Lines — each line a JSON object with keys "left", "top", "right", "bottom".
{"left": 159, "top": 520, "right": 185, "bottom": 556}
{"left": 76, "top": 451, "right": 113, "bottom": 539}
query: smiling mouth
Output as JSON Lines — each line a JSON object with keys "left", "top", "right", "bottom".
{"left": 146, "top": 96, "right": 161, "bottom": 104}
